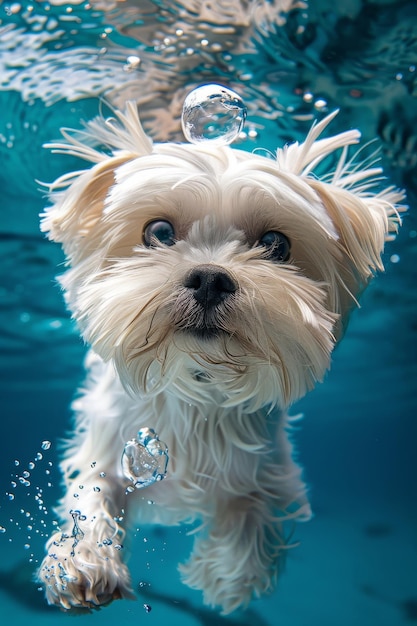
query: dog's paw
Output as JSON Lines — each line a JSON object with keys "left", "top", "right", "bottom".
{"left": 37, "top": 531, "right": 134, "bottom": 610}
{"left": 179, "top": 536, "right": 275, "bottom": 615}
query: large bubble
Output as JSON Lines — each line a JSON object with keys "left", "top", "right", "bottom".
{"left": 181, "top": 84, "right": 247, "bottom": 146}
{"left": 121, "top": 428, "right": 169, "bottom": 491}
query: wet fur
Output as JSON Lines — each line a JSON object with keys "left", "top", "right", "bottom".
{"left": 37, "top": 104, "right": 404, "bottom": 613}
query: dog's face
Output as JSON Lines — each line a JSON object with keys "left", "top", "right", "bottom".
{"left": 43, "top": 105, "right": 402, "bottom": 410}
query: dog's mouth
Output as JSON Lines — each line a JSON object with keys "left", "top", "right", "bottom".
{"left": 184, "top": 326, "right": 225, "bottom": 341}
{"left": 170, "top": 299, "right": 232, "bottom": 342}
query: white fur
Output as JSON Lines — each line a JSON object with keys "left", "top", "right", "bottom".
{"left": 37, "top": 102, "right": 405, "bottom": 614}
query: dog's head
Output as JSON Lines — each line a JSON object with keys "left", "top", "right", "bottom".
{"left": 42, "top": 103, "right": 404, "bottom": 410}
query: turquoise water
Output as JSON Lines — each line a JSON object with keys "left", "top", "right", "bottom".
{"left": 1, "top": 1, "right": 416, "bottom": 625}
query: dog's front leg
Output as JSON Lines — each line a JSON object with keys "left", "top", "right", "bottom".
{"left": 179, "top": 494, "right": 287, "bottom": 615}
{"left": 36, "top": 378, "right": 136, "bottom": 611}
{"left": 37, "top": 461, "right": 134, "bottom": 610}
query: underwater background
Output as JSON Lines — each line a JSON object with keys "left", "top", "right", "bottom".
{"left": 0, "top": 1, "right": 416, "bottom": 624}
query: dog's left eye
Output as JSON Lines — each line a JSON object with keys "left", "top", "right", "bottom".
{"left": 143, "top": 220, "right": 176, "bottom": 247}
{"left": 257, "top": 231, "right": 291, "bottom": 262}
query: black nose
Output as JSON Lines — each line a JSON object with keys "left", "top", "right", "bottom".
{"left": 184, "top": 265, "right": 237, "bottom": 308}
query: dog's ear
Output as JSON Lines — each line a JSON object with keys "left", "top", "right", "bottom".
{"left": 276, "top": 112, "right": 405, "bottom": 309}
{"left": 307, "top": 177, "right": 401, "bottom": 280}
{"left": 308, "top": 176, "right": 403, "bottom": 330}
{"left": 41, "top": 102, "right": 153, "bottom": 260}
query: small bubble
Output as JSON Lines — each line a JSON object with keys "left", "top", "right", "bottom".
{"left": 93, "top": 486, "right": 101, "bottom": 492}
{"left": 35, "top": 453, "right": 43, "bottom": 461}
{"left": 22, "top": 471, "right": 30, "bottom": 478}
{"left": 0, "top": 526, "right": 6, "bottom": 533}
{"left": 48, "top": 320, "right": 62, "bottom": 330}
{"left": 41, "top": 441, "right": 51, "bottom": 451}
{"left": 8, "top": 3, "right": 22, "bottom": 15}
{"left": 14, "top": 460, "right": 20, "bottom": 466}
{"left": 24, "top": 544, "right": 30, "bottom": 550}
{"left": 99, "top": 472, "right": 106, "bottom": 478}
{"left": 114, "top": 544, "right": 123, "bottom": 551}
{"left": 314, "top": 98, "right": 327, "bottom": 110}
{"left": 28, "top": 462, "right": 35, "bottom": 470}
{"left": 390, "top": 254, "right": 400, "bottom": 264}
{"left": 7, "top": 493, "right": 15, "bottom": 501}
{"left": 126, "top": 54, "right": 141, "bottom": 68}
{"left": 143, "top": 604, "right": 152, "bottom": 613}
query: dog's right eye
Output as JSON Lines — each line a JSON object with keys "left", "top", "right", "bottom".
{"left": 143, "top": 220, "right": 176, "bottom": 247}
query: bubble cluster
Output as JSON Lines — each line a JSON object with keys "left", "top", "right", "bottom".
{"left": 1, "top": 440, "right": 56, "bottom": 561}
{"left": 181, "top": 84, "right": 247, "bottom": 146}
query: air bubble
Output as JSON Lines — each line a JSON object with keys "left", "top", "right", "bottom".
{"left": 181, "top": 84, "right": 247, "bottom": 146}
{"left": 122, "top": 428, "right": 168, "bottom": 489}
{"left": 314, "top": 98, "right": 328, "bottom": 110}
{"left": 41, "top": 441, "right": 51, "bottom": 451}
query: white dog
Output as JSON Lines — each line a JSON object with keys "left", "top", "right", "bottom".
{"left": 37, "top": 101, "right": 404, "bottom": 614}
